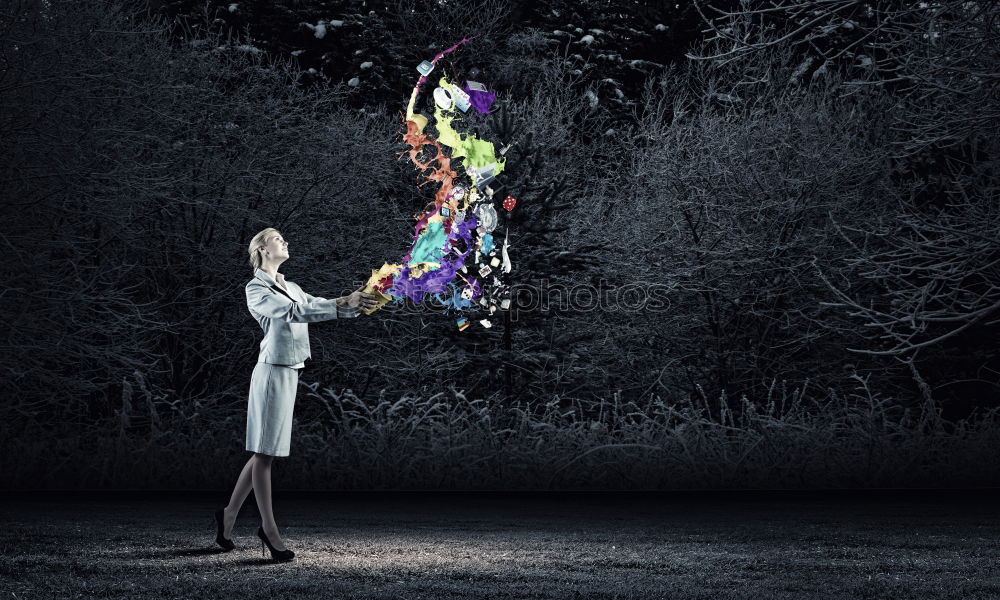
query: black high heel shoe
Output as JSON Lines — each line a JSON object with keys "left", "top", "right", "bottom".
{"left": 214, "top": 508, "right": 235, "bottom": 551}
{"left": 257, "top": 526, "right": 295, "bottom": 562}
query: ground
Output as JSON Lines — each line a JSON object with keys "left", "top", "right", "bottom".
{"left": 1, "top": 490, "right": 998, "bottom": 599}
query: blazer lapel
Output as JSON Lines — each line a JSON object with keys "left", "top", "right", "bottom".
{"left": 270, "top": 284, "right": 297, "bottom": 302}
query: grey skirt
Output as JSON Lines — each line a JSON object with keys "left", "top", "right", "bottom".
{"left": 246, "top": 362, "right": 300, "bottom": 457}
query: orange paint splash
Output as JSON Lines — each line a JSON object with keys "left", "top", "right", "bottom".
{"left": 399, "top": 117, "right": 461, "bottom": 238}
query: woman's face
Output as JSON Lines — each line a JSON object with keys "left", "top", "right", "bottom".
{"left": 261, "top": 233, "right": 289, "bottom": 262}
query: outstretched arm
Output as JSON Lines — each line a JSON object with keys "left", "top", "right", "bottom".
{"left": 246, "top": 281, "right": 340, "bottom": 323}
{"left": 296, "top": 285, "right": 374, "bottom": 318}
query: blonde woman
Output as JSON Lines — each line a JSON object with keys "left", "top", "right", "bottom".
{"left": 213, "top": 227, "right": 378, "bottom": 561}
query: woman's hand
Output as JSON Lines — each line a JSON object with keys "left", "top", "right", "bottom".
{"left": 346, "top": 287, "right": 379, "bottom": 312}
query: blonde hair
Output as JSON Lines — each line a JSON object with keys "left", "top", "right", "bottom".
{"left": 248, "top": 227, "right": 281, "bottom": 272}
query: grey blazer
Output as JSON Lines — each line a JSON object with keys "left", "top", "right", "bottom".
{"left": 245, "top": 267, "right": 358, "bottom": 365}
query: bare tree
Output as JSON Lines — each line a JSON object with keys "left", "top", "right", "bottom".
{"left": 684, "top": 1, "right": 1000, "bottom": 400}
{"left": 0, "top": 0, "right": 398, "bottom": 427}
{"left": 686, "top": 0, "right": 1000, "bottom": 158}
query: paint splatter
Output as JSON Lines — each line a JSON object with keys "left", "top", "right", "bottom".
{"left": 361, "top": 37, "right": 515, "bottom": 328}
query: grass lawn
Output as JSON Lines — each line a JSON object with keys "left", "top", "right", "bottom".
{"left": 1, "top": 491, "right": 997, "bottom": 599}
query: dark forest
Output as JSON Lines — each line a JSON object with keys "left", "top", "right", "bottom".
{"left": 4, "top": 2, "right": 1000, "bottom": 597}
{"left": 2, "top": 0, "right": 998, "bottom": 491}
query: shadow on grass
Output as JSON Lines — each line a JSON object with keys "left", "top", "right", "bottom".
{"left": 127, "top": 547, "right": 229, "bottom": 559}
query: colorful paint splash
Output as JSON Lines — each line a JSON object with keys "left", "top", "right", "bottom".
{"left": 361, "top": 37, "right": 516, "bottom": 329}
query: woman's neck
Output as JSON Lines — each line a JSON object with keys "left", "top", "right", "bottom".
{"left": 260, "top": 261, "right": 282, "bottom": 280}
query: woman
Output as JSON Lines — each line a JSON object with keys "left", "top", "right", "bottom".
{"left": 213, "top": 227, "right": 379, "bottom": 561}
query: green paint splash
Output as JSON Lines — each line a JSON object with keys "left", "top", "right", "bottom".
{"left": 433, "top": 76, "right": 506, "bottom": 174}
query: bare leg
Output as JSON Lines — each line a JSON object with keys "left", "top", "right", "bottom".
{"left": 251, "top": 452, "right": 286, "bottom": 551}
{"left": 222, "top": 455, "right": 255, "bottom": 538}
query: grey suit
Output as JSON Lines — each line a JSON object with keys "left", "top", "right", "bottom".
{"left": 245, "top": 267, "right": 358, "bottom": 365}
{"left": 244, "top": 267, "right": 358, "bottom": 456}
